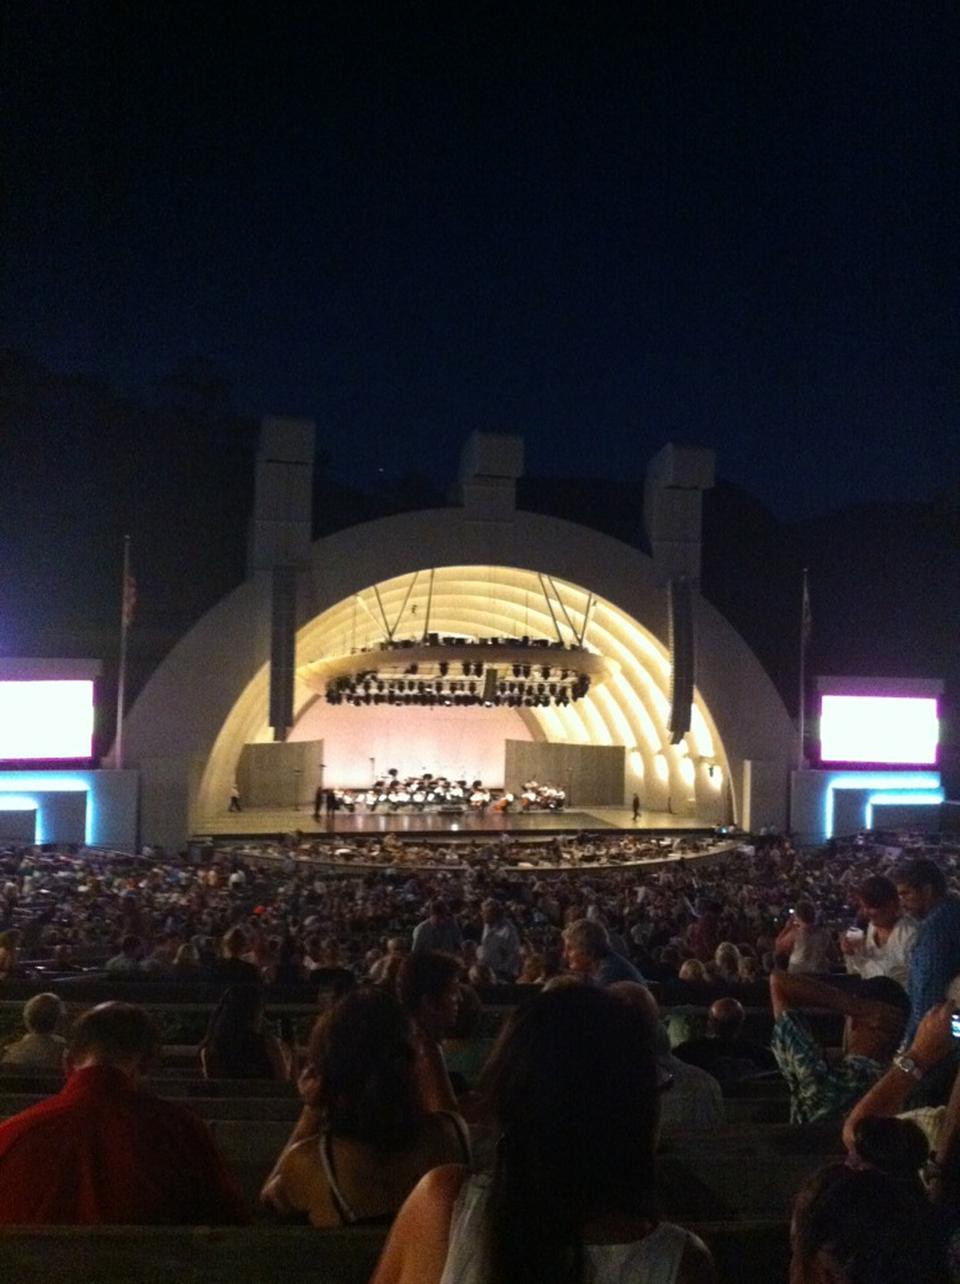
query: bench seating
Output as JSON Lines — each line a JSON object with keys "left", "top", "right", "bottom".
{"left": 0, "top": 1219, "right": 791, "bottom": 1284}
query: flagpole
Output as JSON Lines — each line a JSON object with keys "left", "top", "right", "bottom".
{"left": 115, "top": 535, "right": 132, "bottom": 770}
{"left": 798, "top": 567, "right": 809, "bottom": 770}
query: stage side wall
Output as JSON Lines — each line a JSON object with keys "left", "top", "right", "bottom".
{"left": 238, "top": 741, "right": 324, "bottom": 809}
{"left": 504, "top": 740, "right": 625, "bottom": 805}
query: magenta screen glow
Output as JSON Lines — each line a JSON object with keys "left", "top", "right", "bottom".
{"left": 0, "top": 681, "right": 95, "bottom": 760}
{"left": 820, "top": 694, "right": 939, "bottom": 765}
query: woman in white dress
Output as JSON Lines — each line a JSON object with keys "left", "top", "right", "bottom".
{"left": 371, "top": 984, "right": 715, "bottom": 1284}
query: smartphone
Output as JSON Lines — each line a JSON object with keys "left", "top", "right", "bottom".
{"left": 951, "top": 1010, "right": 960, "bottom": 1041}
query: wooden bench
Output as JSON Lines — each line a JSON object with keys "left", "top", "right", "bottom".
{"left": 0, "top": 1219, "right": 791, "bottom": 1284}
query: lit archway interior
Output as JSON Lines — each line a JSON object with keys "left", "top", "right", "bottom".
{"left": 199, "top": 566, "right": 731, "bottom": 822}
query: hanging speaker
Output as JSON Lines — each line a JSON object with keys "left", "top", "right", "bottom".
{"left": 482, "top": 667, "right": 499, "bottom": 702}
{"left": 667, "top": 577, "right": 694, "bottom": 742}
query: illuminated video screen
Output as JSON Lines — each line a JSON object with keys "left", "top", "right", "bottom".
{"left": 0, "top": 681, "right": 95, "bottom": 760}
{"left": 820, "top": 693, "right": 939, "bottom": 766}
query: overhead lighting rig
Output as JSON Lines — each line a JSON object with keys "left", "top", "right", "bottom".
{"left": 300, "top": 635, "right": 617, "bottom": 710}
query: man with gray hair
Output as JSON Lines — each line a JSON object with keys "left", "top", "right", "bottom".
{"left": 0, "top": 993, "right": 67, "bottom": 1071}
{"left": 563, "top": 918, "right": 646, "bottom": 986}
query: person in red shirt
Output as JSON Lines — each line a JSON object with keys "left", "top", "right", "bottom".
{"left": 0, "top": 1001, "right": 248, "bottom": 1225}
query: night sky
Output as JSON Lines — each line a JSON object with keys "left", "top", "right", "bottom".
{"left": 4, "top": 1, "right": 958, "bottom": 520}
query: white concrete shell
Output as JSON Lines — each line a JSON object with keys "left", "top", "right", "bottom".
{"left": 123, "top": 508, "right": 794, "bottom": 848}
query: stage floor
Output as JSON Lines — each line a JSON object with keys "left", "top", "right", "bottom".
{"left": 198, "top": 805, "right": 713, "bottom": 840}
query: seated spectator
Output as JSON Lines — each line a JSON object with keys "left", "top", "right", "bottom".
{"left": 171, "top": 941, "right": 205, "bottom": 979}
{"left": 0, "top": 993, "right": 68, "bottom": 1071}
{"left": 261, "top": 987, "right": 469, "bottom": 1226}
{"left": 673, "top": 997, "right": 777, "bottom": 1084}
{"left": 0, "top": 930, "right": 20, "bottom": 979}
{"left": 776, "top": 901, "right": 834, "bottom": 973}
{"left": 685, "top": 899, "right": 721, "bottom": 964}
{"left": 200, "top": 985, "right": 291, "bottom": 1081}
{"left": 841, "top": 874, "right": 917, "bottom": 989}
{"left": 563, "top": 918, "right": 646, "bottom": 986}
{"left": 370, "top": 984, "right": 715, "bottom": 1284}
{"left": 842, "top": 1001, "right": 955, "bottom": 1152}
{"left": 790, "top": 1159, "right": 945, "bottom": 1284}
{"left": 442, "top": 984, "right": 492, "bottom": 1091}
{"left": 398, "top": 951, "right": 463, "bottom": 1113}
{"left": 846, "top": 1115, "right": 929, "bottom": 1190}
{"left": 213, "top": 926, "right": 261, "bottom": 987}
{"left": 895, "top": 858, "right": 960, "bottom": 1045}
{"left": 0, "top": 1002, "right": 246, "bottom": 1224}
{"left": 141, "top": 934, "right": 176, "bottom": 977}
{"left": 516, "top": 950, "right": 547, "bottom": 985}
{"left": 611, "top": 981, "right": 724, "bottom": 1129}
{"left": 770, "top": 970, "right": 909, "bottom": 1124}
{"left": 369, "top": 937, "right": 409, "bottom": 984}
{"left": 105, "top": 934, "right": 144, "bottom": 976}
{"left": 678, "top": 958, "right": 707, "bottom": 983}
{"left": 712, "top": 942, "right": 741, "bottom": 983}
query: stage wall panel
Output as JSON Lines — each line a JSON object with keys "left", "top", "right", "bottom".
{"left": 288, "top": 702, "right": 532, "bottom": 787}
{"left": 238, "top": 740, "right": 323, "bottom": 809}
{"left": 504, "top": 740, "right": 625, "bottom": 805}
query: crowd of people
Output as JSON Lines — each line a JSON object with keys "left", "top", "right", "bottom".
{"left": 0, "top": 827, "right": 957, "bottom": 1280}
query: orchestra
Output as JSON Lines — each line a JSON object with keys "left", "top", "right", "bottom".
{"left": 328, "top": 770, "right": 565, "bottom": 814}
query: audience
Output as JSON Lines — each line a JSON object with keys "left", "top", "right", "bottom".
{"left": 199, "top": 984, "right": 292, "bottom": 1081}
{"left": 769, "top": 970, "right": 909, "bottom": 1123}
{"left": 0, "top": 992, "right": 67, "bottom": 1070}
{"left": 476, "top": 897, "right": 521, "bottom": 981}
{"left": 893, "top": 858, "right": 960, "bottom": 1043}
{"left": 0, "top": 1002, "right": 246, "bottom": 1224}
{"left": 371, "top": 984, "right": 716, "bottom": 1284}
{"left": 562, "top": 917, "right": 646, "bottom": 986}
{"left": 672, "top": 997, "right": 777, "bottom": 1084}
{"left": 261, "top": 987, "right": 469, "bottom": 1226}
{"left": 790, "top": 1157, "right": 945, "bottom": 1284}
{"left": 840, "top": 874, "right": 917, "bottom": 988}
{"left": 776, "top": 900, "right": 834, "bottom": 973}
{"left": 610, "top": 981, "right": 724, "bottom": 1129}
{"left": 0, "top": 823, "right": 955, "bottom": 1278}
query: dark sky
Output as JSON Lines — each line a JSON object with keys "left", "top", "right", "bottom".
{"left": 2, "top": 0, "right": 958, "bottom": 519}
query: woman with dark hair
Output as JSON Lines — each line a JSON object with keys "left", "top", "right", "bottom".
{"left": 371, "top": 984, "right": 715, "bottom": 1284}
{"left": 841, "top": 874, "right": 917, "bottom": 988}
{"left": 790, "top": 1157, "right": 946, "bottom": 1284}
{"left": 200, "top": 985, "right": 290, "bottom": 1080}
{"left": 260, "top": 986, "right": 469, "bottom": 1227}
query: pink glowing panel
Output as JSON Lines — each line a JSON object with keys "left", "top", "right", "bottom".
{"left": 0, "top": 681, "right": 95, "bottom": 760}
{"left": 820, "top": 694, "right": 938, "bottom": 765}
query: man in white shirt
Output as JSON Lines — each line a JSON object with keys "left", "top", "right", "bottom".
{"left": 842, "top": 874, "right": 917, "bottom": 990}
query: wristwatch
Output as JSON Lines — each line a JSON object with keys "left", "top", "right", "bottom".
{"left": 892, "top": 1053, "right": 925, "bottom": 1080}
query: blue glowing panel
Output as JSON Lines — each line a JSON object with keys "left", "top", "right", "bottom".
{"left": 823, "top": 771, "right": 942, "bottom": 838}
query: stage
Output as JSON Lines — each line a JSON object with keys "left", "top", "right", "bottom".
{"left": 197, "top": 804, "right": 715, "bottom": 841}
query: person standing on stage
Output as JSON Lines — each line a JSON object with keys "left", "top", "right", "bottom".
{"left": 228, "top": 783, "right": 242, "bottom": 813}
{"left": 632, "top": 793, "right": 641, "bottom": 822}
